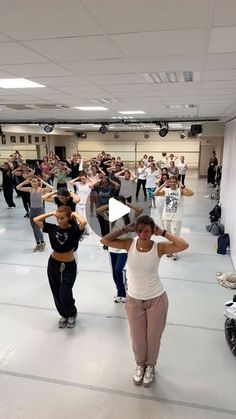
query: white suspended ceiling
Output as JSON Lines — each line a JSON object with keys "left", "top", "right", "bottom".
{"left": 0, "top": 0, "right": 236, "bottom": 123}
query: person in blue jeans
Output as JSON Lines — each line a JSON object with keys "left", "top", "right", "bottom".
{"left": 96, "top": 196, "right": 143, "bottom": 302}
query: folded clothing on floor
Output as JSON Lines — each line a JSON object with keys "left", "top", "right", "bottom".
{"left": 216, "top": 272, "right": 236, "bottom": 289}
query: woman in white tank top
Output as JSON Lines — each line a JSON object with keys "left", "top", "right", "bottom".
{"left": 101, "top": 215, "right": 188, "bottom": 387}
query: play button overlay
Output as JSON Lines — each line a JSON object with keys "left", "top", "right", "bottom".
{"left": 84, "top": 194, "right": 151, "bottom": 238}
{"left": 108, "top": 198, "right": 130, "bottom": 222}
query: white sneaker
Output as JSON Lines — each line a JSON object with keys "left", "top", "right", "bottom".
{"left": 133, "top": 365, "right": 145, "bottom": 385}
{"left": 113, "top": 296, "right": 122, "bottom": 303}
{"left": 143, "top": 366, "right": 155, "bottom": 387}
{"left": 58, "top": 317, "right": 67, "bottom": 328}
{"left": 39, "top": 242, "right": 46, "bottom": 252}
{"left": 121, "top": 297, "right": 126, "bottom": 303}
{"left": 33, "top": 244, "right": 41, "bottom": 252}
{"left": 67, "top": 313, "right": 77, "bottom": 328}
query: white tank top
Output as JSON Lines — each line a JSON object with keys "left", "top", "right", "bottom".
{"left": 126, "top": 238, "right": 165, "bottom": 300}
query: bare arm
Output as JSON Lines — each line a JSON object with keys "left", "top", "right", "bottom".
{"left": 100, "top": 224, "right": 135, "bottom": 250}
{"left": 181, "top": 187, "right": 194, "bottom": 197}
{"left": 156, "top": 226, "right": 189, "bottom": 257}
{"left": 70, "top": 192, "right": 80, "bottom": 204}
{"left": 114, "top": 170, "right": 125, "bottom": 178}
{"left": 128, "top": 203, "right": 143, "bottom": 217}
{"left": 110, "top": 179, "right": 120, "bottom": 190}
{"left": 71, "top": 211, "right": 87, "bottom": 231}
{"left": 16, "top": 179, "right": 32, "bottom": 192}
{"left": 40, "top": 179, "right": 54, "bottom": 193}
{"left": 42, "top": 190, "right": 57, "bottom": 202}
{"left": 96, "top": 204, "right": 109, "bottom": 215}
{"left": 154, "top": 182, "right": 166, "bottom": 196}
{"left": 33, "top": 211, "right": 56, "bottom": 228}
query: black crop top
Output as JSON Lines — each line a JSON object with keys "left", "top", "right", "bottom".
{"left": 43, "top": 220, "right": 84, "bottom": 253}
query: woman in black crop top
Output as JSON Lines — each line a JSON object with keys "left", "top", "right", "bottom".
{"left": 34, "top": 206, "right": 86, "bottom": 329}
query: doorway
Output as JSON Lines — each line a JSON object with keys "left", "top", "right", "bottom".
{"left": 55, "top": 146, "right": 66, "bottom": 161}
{"left": 199, "top": 144, "right": 215, "bottom": 177}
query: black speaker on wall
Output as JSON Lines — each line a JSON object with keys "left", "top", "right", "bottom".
{"left": 190, "top": 124, "right": 202, "bottom": 136}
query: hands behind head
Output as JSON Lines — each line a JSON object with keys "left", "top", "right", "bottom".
{"left": 154, "top": 225, "right": 163, "bottom": 236}
{"left": 122, "top": 223, "right": 136, "bottom": 233}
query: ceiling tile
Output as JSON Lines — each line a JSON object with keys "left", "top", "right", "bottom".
{"left": 0, "top": 63, "right": 73, "bottom": 78}
{"left": 0, "top": 0, "right": 104, "bottom": 40}
{"left": 111, "top": 29, "right": 208, "bottom": 57}
{"left": 206, "top": 53, "right": 236, "bottom": 69}
{"left": 82, "top": 0, "right": 212, "bottom": 33}
{"left": 55, "top": 85, "right": 107, "bottom": 94}
{"left": 202, "top": 69, "right": 236, "bottom": 81}
{"left": 29, "top": 77, "right": 91, "bottom": 87}
{"left": 202, "top": 80, "right": 236, "bottom": 88}
{"left": 130, "top": 55, "right": 205, "bottom": 72}
{"left": 0, "top": 43, "right": 47, "bottom": 64}
{"left": 23, "top": 36, "right": 123, "bottom": 61}
{"left": 61, "top": 59, "right": 136, "bottom": 75}
{"left": 213, "top": 0, "right": 236, "bottom": 27}
{"left": 87, "top": 73, "right": 144, "bottom": 85}
{"left": 209, "top": 27, "right": 236, "bottom": 53}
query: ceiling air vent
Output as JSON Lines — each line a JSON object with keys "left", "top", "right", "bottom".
{"left": 142, "top": 71, "right": 200, "bottom": 83}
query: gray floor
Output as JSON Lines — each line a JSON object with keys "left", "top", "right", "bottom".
{"left": 0, "top": 178, "right": 236, "bottom": 419}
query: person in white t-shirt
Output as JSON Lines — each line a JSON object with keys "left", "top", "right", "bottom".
{"left": 145, "top": 162, "right": 160, "bottom": 208}
{"left": 101, "top": 215, "right": 188, "bottom": 387}
{"left": 97, "top": 196, "right": 143, "bottom": 303}
{"left": 155, "top": 176, "right": 193, "bottom": 260}
{"left": 136, "top": 160, "right": 147, "bottom": 201}
{"left": 177, "top": 156, "right": 188, "bottom": 186}
{"left": 69, "top": 171, "right": 98, "bottom": 234}
{"left": 115, "top": 169, "right": 136, "bottom": 203}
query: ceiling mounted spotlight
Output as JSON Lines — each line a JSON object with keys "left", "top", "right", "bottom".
{"left": 159, "top": 122, "right": 169, "bottom": 138}
{"left": 99, "top": 124, "right": 108, "bottom": 134}
{"left": 114, "top": 132, "right": 119, "bottom": 139}
{"left": 44, "top": 124, "right": 54, "bottom": 133}
{"left": 76, "top": 131, "right": 87, "bottom": 139}
{"left": 190, "top": 124, "right": 202, "bottom": 136}
{"left": 180, "top": 132, "right": 186, "bottom": 139}
{"left": 144, "top": 131, "right": 150, "bottom": 139}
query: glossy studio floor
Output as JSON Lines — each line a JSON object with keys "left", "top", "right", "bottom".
{"left": 0, "top": 177, "right": 236, "bottom": 419}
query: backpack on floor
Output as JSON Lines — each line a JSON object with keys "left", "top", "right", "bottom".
{"left": 206, "top": 222, "right": 225, "bottom": 236}
{"left": 217, "top": 233, "right": 230, "bottom": 255}
{"left": 209, "top": 203, "right": 221, "bottom": 223}
{"left": 225, "top": 318, "right": 236, "bottom": 357}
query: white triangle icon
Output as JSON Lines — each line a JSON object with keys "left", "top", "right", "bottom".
{"left": 108, "top": 198, "right": 130, "bottom": 222}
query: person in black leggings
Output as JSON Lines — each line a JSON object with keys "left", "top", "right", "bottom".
{"left": 0, "top": 162, "right": 16, "bottom": 208}
{"left": 34, "top": 206, "right": 86, "bottom": 329}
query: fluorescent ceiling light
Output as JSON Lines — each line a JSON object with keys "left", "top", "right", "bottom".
{"left": 0, "top": 78, "right": 45, "bottom": 89}
{"left": 73, "top": 106, "right": 108, "bottom": 111}
{"left": 118, "top": 111, "right": 145, "bottom": 115}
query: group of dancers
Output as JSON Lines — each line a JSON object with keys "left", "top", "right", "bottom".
{"left": 0, "top": 149, "right": 193, "bottom": 387}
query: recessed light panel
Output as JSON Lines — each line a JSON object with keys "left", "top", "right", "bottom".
{"left": 118, "top": 111, "right": 145, "bottom": 115}
{"left": 73, "top": 106, "right": 108, "bottom": 111}
{"left": 0, "top": 78, "right": 45, "bottom": 88}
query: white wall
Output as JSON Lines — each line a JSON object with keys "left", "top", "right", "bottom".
{"left": 220, "top": 120, "right": 236, "bottom": 269}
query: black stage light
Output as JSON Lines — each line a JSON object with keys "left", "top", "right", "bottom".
{"left": 99, "top": 124, "right": 108, "bottom": 134}
{"left": 114, "top": 132, "right": 119, "bottom": 139}
{"left": 159, "top": 123, "right": 169, "bottom": 137}
{"left": 190, "top": 124, "right": 202, "bottom": 136}
{"left": 180, "top": 132, "right": 186, "bottom": 139}
{"left": 144, "top": 132, "right": 150, "bottom": 139}
{"left": 44, "top": 124, "right": 54, "bottom": 133}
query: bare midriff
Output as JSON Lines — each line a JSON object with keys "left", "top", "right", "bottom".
{"left": 51, "top": 249, "right": 75, "bottom": 262}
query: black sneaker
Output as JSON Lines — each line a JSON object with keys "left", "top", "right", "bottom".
{"left": 24, "top": 213, "right": 29, "bottom": 218}
{"left": 103, "top": 245, "right": 108, "bottom": 250}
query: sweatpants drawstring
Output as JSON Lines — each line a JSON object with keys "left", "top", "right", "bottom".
{"left": 59, "top": 262, "right": 65, "bottom": 282}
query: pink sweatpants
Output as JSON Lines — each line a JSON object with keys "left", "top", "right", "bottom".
{"left": 125, "top": 292, "right": 168, "bottom": 367}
